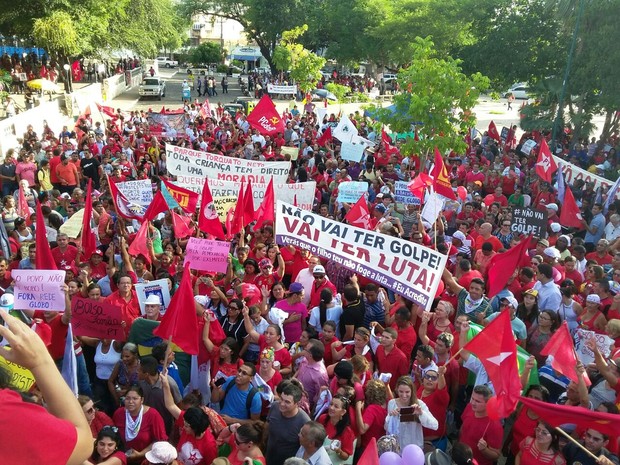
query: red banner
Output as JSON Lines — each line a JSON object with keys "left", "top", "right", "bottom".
{"left": 71, "top": 297, "right": 124, "bottom": 339}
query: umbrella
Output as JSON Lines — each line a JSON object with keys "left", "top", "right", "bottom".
{"left": 26, "top": 79, "right": 60, "bottom": 93}
{"left": 311, "top": 89, "right": 337, "bottom": 101}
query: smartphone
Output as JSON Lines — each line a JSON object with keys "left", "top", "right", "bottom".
{"left": 214, "top": 377, "right": 227, "bottom": 387}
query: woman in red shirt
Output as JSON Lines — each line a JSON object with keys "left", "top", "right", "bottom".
{"left": 354, "top": 380, "right": 387, "bottom": 449}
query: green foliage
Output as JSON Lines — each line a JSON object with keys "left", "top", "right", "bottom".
{"left": 375, "top": 37, "right": 489, "bottom": 157}
{"left": 273, "top": 25, "right": 325, "bottom": 93}
{"left": 33, "top": 11, "right": 80, "bottom": 57}
{"left": 325, "top": 83, "right": 349, "bottom": 101}
{"left": 190, "top": 42, "right": 224, "bottom": 65}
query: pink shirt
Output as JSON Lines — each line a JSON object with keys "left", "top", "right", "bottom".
{"left": 274, "top": 299, "right": 307, "bottom": 343}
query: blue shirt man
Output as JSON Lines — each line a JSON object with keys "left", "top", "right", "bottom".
{"left": 585, "top": 204, "right": 606, "bottom": 247}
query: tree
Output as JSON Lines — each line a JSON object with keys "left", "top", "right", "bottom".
{"left": 190, "top": 42, "right": 224, "bottom": 65}
{"left": 374, "top": 36, "right": 490, "bottom": 157}
{"left": 272, "top": 25, "right": 325, "bottom": 93}
{"left": 32, "top": 11, "right": 80, "bottom": 59}
{"left": 178, "top": 0, "right": 314, "bottom": 72}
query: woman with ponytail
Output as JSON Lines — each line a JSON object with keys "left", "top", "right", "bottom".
{"left": 309, "top": 288, "right": 343, "bottom": 338}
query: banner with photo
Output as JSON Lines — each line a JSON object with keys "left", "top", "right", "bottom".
{"left": 275, "top": 201, "right": 446, "bottom": 310}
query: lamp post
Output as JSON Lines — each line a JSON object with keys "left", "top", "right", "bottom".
{"left": 63, "top": 63, "right": 73, "bottom": 93}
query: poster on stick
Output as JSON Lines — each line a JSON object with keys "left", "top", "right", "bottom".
{"left": 71, "top": 297, "right": 124, "bottom": 339}
{"left": 275, "top": 201, "right": 447, "bottom": 310}
{"left": 184, "top": 237, "right": 230, "bottom": 273}
{"left": 511, "top": 207, "right": 547, "bottom": 237}
{"left": 11, "top": 269, "right": 66, "bottom": 311}
{"left": 135, "top": 279, "right": 171, "bottom": 316}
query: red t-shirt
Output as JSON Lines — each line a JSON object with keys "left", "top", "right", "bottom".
{"left": 460, "top": 405, "right": 503, "bottom": 465}
{"left": 318, "top": 413, "right": 356, "bottom": 456}
{"left": 375, "top": 345, "right": 409, "bottom": 390}
{"left": 360, "top": 404, "right": 387, "bottom": 447}
{"left": 51, "top": 245, "right": 78, "bottom": 269}
{"left": 177, "top": 428, "right": 217, "bottom": 465}
{"left": 417, "top": 386, "right": 450, "bottom": 438}
{"left": 258, "top": 335, "right": 292, "bottom": 370}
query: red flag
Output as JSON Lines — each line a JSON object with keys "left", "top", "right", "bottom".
{"left": 246, "top": 95, "right": 285, "bottom": 136}
{"left": 153, "top": 263, "right": 199, "bottom": 355}
{"left": 229, "top": 180, "right": 246, "bottom": 237}
{"left": 540, "top": 321, "right": 590, "bottom": 385}
{"left": 429, "top": 148, "right": 456, "bottom": 200}
{"left": 81, "top": 179, "right": 97, "bottom": 258}
{"left": 560, "top": 185, "right": 584, "bottom": 229}
{"left": 381, "top": 129, "right": 393, "bottom": 145}
{"left": 127, "top": 220, "right": 151, "bottom": 263}
{"left": 488, "top": 120, "right": 501, "bottom": 142}
{"left": 317, "top": 127, "right": 332, "bottom": 147}
{"left": 96, "top": 103, "right": 116, "bottom": 119}
{"left": 519, "top": 396, "right": 620, "bottom": 437}
{"left": 242, "top": 180, "right": 256, "bottom": 227}
{"left": 198, "top": 179, "right": 225, "bottom": 239}
{"left": 143, "top": 190, "right": 170, "bottom": 221}
{"left": 199, "top": 99, "right": 213, "bottom": 119}
{"left": 357, "top": 437, "right": 379, "bottom": 465}
{"left": 108, "top": 176, "right": 146, "bottom": 220}
{"left": 171, "top": 210, "right": 194, "bottom": 238}
{"left": 255, "top": 178, "right": 275, "bottom": 229}
{"left": 344, "top": 194, "right": 371, "bottom": 229}
{"left": 463, "top": 311, "right": 521, "bottom": 418}
{"left": 486, "top": 235, "right": 532, "bottom": 297}
{"left": 35, "top": 201, "right": 57, "bottom": 270}
{"left": 17, "top": 184, "right": 31, "bottom": 225}
{"left": 407, "top": 173, "right": 433, "bottom": 200}
{"left": 535, "top": 138, "right": 558, "bottom": 183}
{"left": 161, "top": 178, "right": 199, "bottom": 214}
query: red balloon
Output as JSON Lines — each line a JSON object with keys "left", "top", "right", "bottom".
{"left": 457, "top": 186, "right": 467, "bottom": 201}
{"left": 486, "top": 396, "right": 501, "bottom": 421}
{"left": 434, "top": 279, "right": 445, "bottom": 299}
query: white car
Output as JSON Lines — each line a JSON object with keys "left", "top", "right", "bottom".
{"left": 503, "top": 83, "right": 529, "bottom": 99}
{"left": 139, "top": 76, "right": 166, "bottom": 100}
{"left": 156, "top": 56, "right": 178, "bottom": 68}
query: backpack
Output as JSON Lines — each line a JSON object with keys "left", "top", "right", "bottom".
{"left": 220, "top": 380, "right": 258, "bottom": 419}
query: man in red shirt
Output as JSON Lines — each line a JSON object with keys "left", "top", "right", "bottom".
{"left": 459, "top": 385, "right": 503, "bottom": 465}
{"left": 308, "top": 265, "right": 337, "bottom": 309}
{"left": 105, "top": 273, "right": 140, "bottom": 339}
{"left": 51, "top": 233, "right": 79, "bottom": 269}
{"left": 586, "top": 239, "right": 613, "bottom": 267}
{"left": 483, "top": 186, "right": 508, "bottom": 207}
{"left": 474, "top": 223, "right": 503, "bottom": 252}
{"left": 374, "top": 327, "right": 408, "bottom": 390}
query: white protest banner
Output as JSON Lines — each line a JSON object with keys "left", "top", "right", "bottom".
{"left": 554, "top": 155, "right": 617, "bottom": 194}
{"left": 574, "top": 328, "right": 614, "bottom": 366}
{"left": 394, "top": 181, "right": 421, "bottom": 205}
{"left": 12, "top": 269, "right": 67, "bottom": 311}
{"left": 316, "top": 107, "right": 327, "bottom": 125}
{"left": 116, "top": 179, "right": 154, "bottom": 206}
{"left": 166, "top": 144, "right": 291, "bottom": 184}
{"left": 135, "top": 279, "right": 171, "bottom": 316}
{"left": 521, "top": 139, "right": 536, "bottom": 155}
{"left": 421, "top": 192, "right": 445, "bottom": 225}
{"left": 332, "top": 115, "right": 358, "bottom": 143}
{"left": 267, "top": 84, "right": 297, "bottom": 95}
{"left": 337, "top": 181, "right": 368, "bottom": 203}
{"left": 340, "top": 141, "right": 366, "bottom": 163}
{"left": 59, "top": 208, "right": 85, "bottom": 238}
{"left": 280, "top": 146, "right": 299, "bottom": 161}
{"left": 184, "top": 237, "right": 231, "bottom": 273}
{"left": 275, "top": 201, "right": 447, "bottom": 310}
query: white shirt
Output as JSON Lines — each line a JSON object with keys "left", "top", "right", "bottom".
{"left": 296, "top": 446, "right": 332, "bottom": 465}
{"left": 251, "top": 133, "right": 266, "bottom": 147}
{"left": 295, "top": 268, "right": 315, "bottom": 306}
{"left": 605, "top": 222, "right": 620, "bottom": 242}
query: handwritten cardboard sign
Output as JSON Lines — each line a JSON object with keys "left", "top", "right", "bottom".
{"left": 71, "top": 297, "right": 124, "bottom": 339}
{"left": 12, "top": 270, "right": 66, "bottom": 311}
{"left": 0, "top": 350, "right": 35, "bottom": 391}
{"left": 184, "top": 237, "right": 230, "bottom": 273}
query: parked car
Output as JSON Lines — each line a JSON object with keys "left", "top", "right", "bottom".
{"left": 156, "top": 56, "right": 178, "bottom": 68}
{"left": 503, "top": 82, "right": 529, "bottom": 99}
{"left": 139, "top": 76, "right": 166, "bottom": 100}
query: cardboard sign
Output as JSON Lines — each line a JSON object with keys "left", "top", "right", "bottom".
{"left": 71, "top": 297, "right": 124, "bottom": 339}
{"left": 340, "top": 141, "right": 366, "bottom": 162}
{"left": 0, "top": 350, "right": 35, "bottom": 391}
{"left": 59, "top": 208, "right": 85, "bottom": 238}
{"left": 521, "top": 139, "right": 537, "bottom": 156}
{"left": 574, "top": 328, "right": 614, "bottom": 366}
{"left": 511, "top": 207, "right": 547, "bottom": 237}
{"left": 184, "top": 238, "right": 230, "bottom": 273}
{"left": 394, "top": 181, "right": 421, "bottom": 205}
{"left": 337, "top": 181, "right": 368, "bottom": 203}
{"left": 135, "top": 279, "right": 171, "bottom": 316}
{"left": 116, "top": 179, "right": 154, "bottom": 206}
{"left": 276, "top": 201, "right": 447, "bottom": 310}
{"left": 280, "top": 146, "right": 299, "bottom": 161}
{"left": 12, "top": 270, "right": 67, "bottom": 311}
{"left": 166, "top": 144, "right": 290, "bottom": 184}
{"left": 501, "top": 126, "right": 509, "bottom": 142}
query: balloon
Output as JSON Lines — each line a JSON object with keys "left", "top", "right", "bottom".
{"left": 434, "top": 279, "right": 445, "bottom": 299}
{"left": 402, "top": 444, "right": 425, "bottom": 465}
{"left": 457, "top": 185, "right": 467, "bottom": 201}
{"left": 486, "top": 395, "right": 501, "bottom": 421}
{"left": 379, "top": 451, "right": 403, "bottom": 465}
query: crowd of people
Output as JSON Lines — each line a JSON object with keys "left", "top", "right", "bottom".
{"left": 1, "top": 93, "right": 620, "bottom": 465}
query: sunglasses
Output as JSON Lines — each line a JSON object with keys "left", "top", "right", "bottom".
{"left": 424, "top": 373, "right": 438, "bottom": 381}
{"left": 101, "top": 425, "right": 118, "bottom": 433}
{"left": 234, "top": 436, "right": 251, "bottom": 445}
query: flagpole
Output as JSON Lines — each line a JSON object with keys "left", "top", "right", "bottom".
{"left": 554, "top": 426, "right": 599, "bottom": 460}
{"left": 445, "top": 347, "right": 463, "bottom": 365}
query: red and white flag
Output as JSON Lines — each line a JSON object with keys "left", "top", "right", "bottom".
{"left": 344, "top": 194, "right": 371, "bottom": 229}
{"left": 108, "top": 176, "right": 146, "bottom": 220}
{"left": 198, "top": 179, "right": 225, "bottom": 239}
{"left": 560, "top": 186, "right": 584, "bottom": 229}
{"left": 429, "top": 148, "right": 456, "bottom": 200}
{"left": 488, "top": 120, "right": 501, "bottom": 142}
{"left": 535, "top": 138, "right": 558, "bottom": 183}
{"left": 247, "top": 95, "right": 285, "bottom": 136}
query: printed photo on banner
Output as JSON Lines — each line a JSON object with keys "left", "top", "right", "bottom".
{"left": 511, "top": 207, "right": 547, "bottom": 237}
{"left": 11, "top": 269, "right": 67, "bottom": 312}
{"left": 166, "top": 144, "right": 290, "bottom": 184}
{"left": 275, "top": 200, "right": 447, "bottom": 310}
{"left": 116, "top": 179, "right": 154, "bottom": 206}
{"left": 71, "top": 297, "right": 124, "bottom": 340}
{"left": 394, "top": 181, "right": 421, "bottom": 205}
{"left": 520, "top": 139, "right": 537, "bottom": 156}
{"left": 184, "top": 237, "right": 231, "bottom": 273}
{"left": 136, "top": 279, "right": 171, "bottom": 316}
{"left": 337, "top": 181, "right": 368, "bottom": 203}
